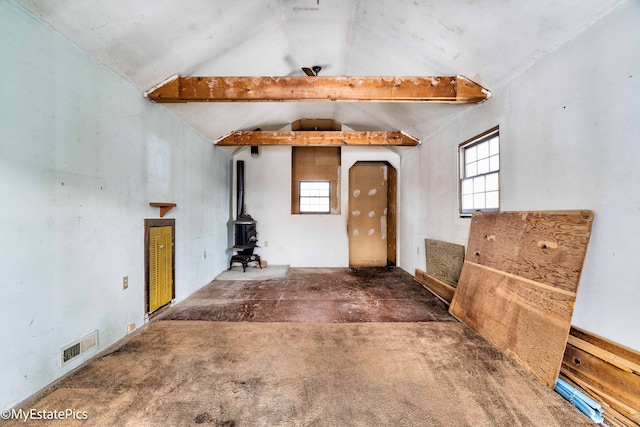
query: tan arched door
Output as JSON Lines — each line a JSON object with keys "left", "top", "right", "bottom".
{"left": 348, "top": 162, "right": 397, "bottom": 266}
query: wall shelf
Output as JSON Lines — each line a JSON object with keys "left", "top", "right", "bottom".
{"left": 149, "top": 202, "right": 176, "bottom": 218}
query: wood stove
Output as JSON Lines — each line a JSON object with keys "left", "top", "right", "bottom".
{"left": 229, "top": 160, "right": 262, "bottom": 272}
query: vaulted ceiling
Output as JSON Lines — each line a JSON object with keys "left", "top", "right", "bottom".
{"left": 16, "top": 0, "right": 622, "bottom": 144}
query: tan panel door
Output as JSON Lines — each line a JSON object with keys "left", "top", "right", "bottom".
{"left": 149, "top": 226, "right": 173, "bottom": 312}
{"left": 349, "top": 162, "right": 388, "bottom": 266}
{"left": 386, "top": 165, "right": 397, "bottom": 266}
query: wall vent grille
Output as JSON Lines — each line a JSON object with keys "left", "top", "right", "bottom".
{"left": 60, "top": 330, "right": 98, "bottom": 367}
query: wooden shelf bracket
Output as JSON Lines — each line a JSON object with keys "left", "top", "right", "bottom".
{"left": 150, "top": 202, "right": 176, "bottom": 218}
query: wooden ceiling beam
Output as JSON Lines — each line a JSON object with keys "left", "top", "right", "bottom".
{"left": 215, "top": 131, "right": 420, "bottom": 146}
{"left": 145, "top": 75, "right": 490, "bottom": 103}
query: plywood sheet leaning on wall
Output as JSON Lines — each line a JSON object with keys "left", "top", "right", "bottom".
{"left": 425, "top": 239, "right": 466, "bottom": 287}
{"left": 449, "top": 210, "right": 594, "bottom": 388}
{"left": 414, "top": 239, "right": 465, "bottom": 304}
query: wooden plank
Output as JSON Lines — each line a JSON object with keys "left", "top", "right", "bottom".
{"left": 570, "top": 326, "right": 640, "bottom": 366}
{"left": 562, "top": 344, "right": 640, "bottom": 412}
{"left": 601, "top": 406, "right": 638, "bottom": 427}
{"left": 568, "top": 335, "right": 640, "bottom": 375}
{"left": 145, "top": 75, "right": 490, "bottom": 103}
{"left": 425, "top": 239, "right": 465, "bottom": 287}
{"left": 465, "top": 210, "right": 594, "bottom": 292}
{"left": 560, "top": 327, "right": 640, "bottom": 426}
{"left": 456, "top": 75, "right": 492, "bottom": 103}
{"left": 144, "top": 75, "right": 180, "bottom": 101}
{"left": 450, "top": 210, "right": 594, "bottom": 389}
{"left": 414, "top": 269, "right": 455, "bottom": 304}
{"left": 450, "top": 261, "right": 576, "bottom": 387}
{"left": 215, "top": 130, "right": 420, "bottom": 146}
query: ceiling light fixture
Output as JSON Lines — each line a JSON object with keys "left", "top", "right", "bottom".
{"left": 302, "top": 65, "right": 322, "bottom": 76}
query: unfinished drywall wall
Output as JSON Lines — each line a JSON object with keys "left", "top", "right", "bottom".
{"left": 0, "top": 2, "right": 230, "bottom": 409}
{"left": 232, "top": 146, "right": 399, "bottom": 267}
{"left": 402, "top": 1, "right": 640, "bottom": 351}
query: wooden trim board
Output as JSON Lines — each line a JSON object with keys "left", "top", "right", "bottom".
{"left": 561, "top": 371, "right": 639, "bottom": 425}
{"left": 570, "top": 326, "right": 640, "bottom": 367}
{"left": 560, "top": 326, "right": 640, "bottom": 425}
{"left": 450, "top": 210, "right": 594, "bottom": 388}
{"left": 414, "top": 269, "right": 455, "bottom": 304}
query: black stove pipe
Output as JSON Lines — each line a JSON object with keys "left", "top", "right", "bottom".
{"left": 236, "top": 160, "right": 244, "bottom": 219}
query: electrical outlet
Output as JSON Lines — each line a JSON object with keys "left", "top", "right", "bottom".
{"left": 127, "top": 323, "right": 135, "bottom": 333}
{"left": 265, "top": 241, "right": 269, "bottom": 247}
{"left": 122, "top": 276, "right": 128, "bottom": 290}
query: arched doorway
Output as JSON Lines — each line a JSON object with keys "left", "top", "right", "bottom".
{"left": 348, "top": 161, "right": 397, "bottom": 266}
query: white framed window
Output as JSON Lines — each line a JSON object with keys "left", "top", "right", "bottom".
{"left": 291, "top": 147, "right": 340, "bottom": 214}
{"left": 459, "top": 127, "right": 500, "bottom": 216}
{"left": 299, "top": 181, "right": 331, "bottom": 213}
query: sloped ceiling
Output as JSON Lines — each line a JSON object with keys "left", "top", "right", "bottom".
{"left": 16, "top": 0, "right": 623, "bottom": 143}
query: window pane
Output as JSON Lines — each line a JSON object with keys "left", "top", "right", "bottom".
{"left": 465, "top": 163, "right": 477, "bottom": 178}
{"left": 462, "top": 178, "right": 473, "bottom": 195}
{"left": 465, "top": 145, "right": 477, "bottom": 163}
{"left": 477, "top": 158, "right": 489, "bottom": 174}
{"left": 489, "top": 155, "right": 500, "bottom": 172}
{"left": 486, "top": 191, "right": 499, "bottom": 209}
{"left": 477, "top": 141, "right": 489, "bottom": 159}
{"left": 474, "top": 193, "right": 485, "bottom": 209}
{"left": 462, "top": 194, "right": 473, "bottom": 210}
{"left": 473, "top": 176, "right": 485, "bottom": 193}
{"left": 489, "top": 137, "right": 500, "bottom": 156}
{"left": 485, "top": 173, "right": 499, "bottom": 191}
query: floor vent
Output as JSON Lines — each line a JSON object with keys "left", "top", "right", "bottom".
{"left": 61, "top": 330, "right": 98, "bottom": 367}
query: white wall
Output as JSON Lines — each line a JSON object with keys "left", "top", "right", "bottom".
{"left": 233, "top": 146, "right": 399, "bottom": 267}
{"left": 0, "top": 2, "right": 231, "bottom": 409}
{"left": 401, "top": 1, "right": 640, "bottom": 351}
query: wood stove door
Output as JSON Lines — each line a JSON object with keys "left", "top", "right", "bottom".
{"left": 348, "top": 162, "right": 391, "bottom": 266}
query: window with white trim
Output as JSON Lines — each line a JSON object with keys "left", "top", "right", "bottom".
{"left": 299, "top": 181, "right": 331, "bottom": 213}
{"left": 291, "top": 147, "right": 340, "bottom": 214}
{"left": 459, "top": 127, "right": 500, "bottom": 216}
